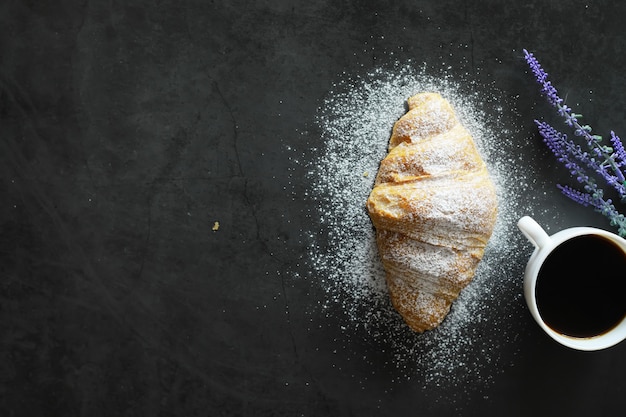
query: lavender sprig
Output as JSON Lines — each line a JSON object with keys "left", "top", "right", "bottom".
{"left": 559, "top": 184, "right": 626, "bottom": 236}
{"left": 524, "top": 49, "right": 626, "bottom": 236}
{"left": 610, "top": 131, "right": 626, "bottom": 168}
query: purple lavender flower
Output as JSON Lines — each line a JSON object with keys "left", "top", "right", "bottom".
{"left": 535, "top": 120, "right": 603, "bottom": 183}
{"left": 558, "top": 184, "right": 626, "bottom": 235}
{"left": 523, "top": 50, "right": 562, "bottom": 107}
{"left": 611, "top": 131, "right": 626, "bottom": 168}
{"left": 524, "top": 49, "right": 626, "bottom": 236}
{"left": 557, "top": 184, "right": 593, "bottom": 206}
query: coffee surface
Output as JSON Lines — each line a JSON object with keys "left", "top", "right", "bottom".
{"left": 536, "top": 234, "right": 626, "bottom": 338}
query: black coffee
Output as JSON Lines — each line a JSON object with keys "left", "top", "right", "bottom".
{"left": 535, "top": 234, "right": 626, "bottom": 338}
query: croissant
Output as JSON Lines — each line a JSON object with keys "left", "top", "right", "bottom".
{"left": 366, "top": 92, "right": 498, "bottom": 332}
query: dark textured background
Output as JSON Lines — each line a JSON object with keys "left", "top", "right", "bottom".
{"left": 2, "top": 1, "right": 626, "bottom": 416}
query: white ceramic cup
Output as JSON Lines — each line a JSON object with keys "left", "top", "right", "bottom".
{"left": 517, "top": 216, "right": 626, "bottom": 351}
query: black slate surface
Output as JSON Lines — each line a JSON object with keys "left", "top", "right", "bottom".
{"left": 2, "top": 1, "right": 626, "bottom": 416}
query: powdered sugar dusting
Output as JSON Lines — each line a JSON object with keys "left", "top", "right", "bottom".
{"left": 294, "top": 63, "right": 536, "bottom": 390}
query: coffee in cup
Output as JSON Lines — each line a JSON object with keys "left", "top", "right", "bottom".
{"left": 517, "top": 216, "right": 626, "bottom": 350}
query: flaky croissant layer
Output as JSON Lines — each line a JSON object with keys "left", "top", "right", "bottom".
{"left": 366, "top": 92, "right": 497, "bottom": 332}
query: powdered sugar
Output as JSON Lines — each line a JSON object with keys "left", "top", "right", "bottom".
{"left": 295, "top": 63, "right": 535, "bottom": 390}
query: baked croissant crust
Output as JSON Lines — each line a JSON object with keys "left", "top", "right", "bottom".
{"left": 366, "top": 92, "right": 497, "bottom": 332}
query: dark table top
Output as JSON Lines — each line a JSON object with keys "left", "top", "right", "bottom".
{"left": 2, "top": 1, "right": 626, "bottom": 416}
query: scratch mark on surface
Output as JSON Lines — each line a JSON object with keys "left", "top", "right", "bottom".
{"left": 136, "top": 196, "right": 152, "bottom": 280}
{"left": 212, "top": 80, "right": 243, "bottom": 177}
{"left": 212, "top": 80, "right": 261, "bottom": 241}
{"left": 280, "top": 273, "right": 299, "bottom": 361}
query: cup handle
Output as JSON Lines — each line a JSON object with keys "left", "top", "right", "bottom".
{"left": 517, "top": 216, "right": 551, "bottom": 249}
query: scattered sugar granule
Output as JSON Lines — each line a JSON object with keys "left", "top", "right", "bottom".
{"left": 294, "top": 63, "right": 538, "bottom": 390}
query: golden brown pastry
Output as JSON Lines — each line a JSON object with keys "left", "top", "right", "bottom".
{"left": 366, "top": 92, "right": 497, "bottom": 332}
